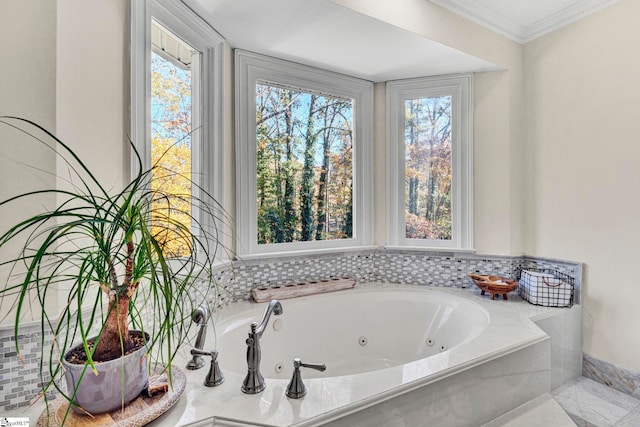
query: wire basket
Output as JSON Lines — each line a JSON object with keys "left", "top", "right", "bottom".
{"left": 516, "top": 268, "right": 575, "bottom": 308}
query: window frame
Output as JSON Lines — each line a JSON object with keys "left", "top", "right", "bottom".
{"left": 235, "top": 50, "right": 374, "bottom": 257}
{"left": 386, "top": 74, "right": 474, "bottom": 251}
{"left": 130, "top": 0, "right": 225, "bottom": 258}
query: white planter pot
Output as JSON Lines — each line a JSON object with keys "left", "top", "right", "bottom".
{"left": 61, "top": 331, "right": 149, "bottom": 415}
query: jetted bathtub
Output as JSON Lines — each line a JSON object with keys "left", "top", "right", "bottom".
{"left": 214, "top": 287, "right": 490, "bottom": 380}
{"left": 147, "top": 284, "right": 559, "bottom": 426}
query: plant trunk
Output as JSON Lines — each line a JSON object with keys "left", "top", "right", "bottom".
{"left": 93, "top": 293, "right": 134, "bottom": 362}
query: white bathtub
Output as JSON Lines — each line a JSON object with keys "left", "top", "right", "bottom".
{"left": 215, "top": 288, "right": 490, "bottom": 379}
{"left": 143, "top": 283, "right": 580, "bottom": 427}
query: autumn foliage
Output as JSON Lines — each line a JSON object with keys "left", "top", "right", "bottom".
{"left": 404, "top": 96, "right": 452, "bottom": 240}
{"left": 151, "top": 52, "right": 193, "bottom": 257}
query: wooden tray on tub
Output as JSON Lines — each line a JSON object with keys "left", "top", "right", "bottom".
{"left": 251, "top": 277, "right": 355, "bottom": 302}
{"left": 468, "top": 274, "right": 518, "bottom": 300}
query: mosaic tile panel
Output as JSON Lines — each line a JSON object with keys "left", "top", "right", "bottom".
{"left": 372, "top": 250, "right": 519, "bottom": 288}
{"left": 210, "top": 251, "right": 375, "bottom": 305}
{"left": 0, "top": 322, "right": 53, "bottom": 411}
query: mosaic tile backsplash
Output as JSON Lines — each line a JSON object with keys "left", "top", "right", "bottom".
{"left": 0, "top": 322, "right": 53, "bottom": 411}
{"left": 0, "top": 249, "right": 582, "bottom": 412}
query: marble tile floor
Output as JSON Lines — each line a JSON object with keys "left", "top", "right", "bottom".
{"left": 552, "top": 377, "right": 640, "bottom": 426}
{"left": 483, "top": 393, "right": 576, "bottom": 427}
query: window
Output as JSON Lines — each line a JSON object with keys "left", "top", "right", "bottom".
{"left": 256, "top": 83, "right": 354, "bottom": 244}
{"left": 236, "top": 51, "right": 373, "bottom": 256}
{"left": 131, "top": 0, "right": 224, "bottom": 257}
{"left": 387, "top": 74, "right": 473, "bottom": 250}
{"left": 150, "top": 21, "right": 197, "bottom": 257}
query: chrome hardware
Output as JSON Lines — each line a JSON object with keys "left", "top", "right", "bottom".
{"left": 187, "top": 304, "right": 209, "bottom": 370}
{"left": 241, "top": 299, "right": 283, "bottom": 394}
{"left": 190, "top": 349, "right": 224, "bottom": 387}
{"left": 286, "top": 358, "right": 326, "bottom": 399}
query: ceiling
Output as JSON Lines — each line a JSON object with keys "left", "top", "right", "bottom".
{"left": 183, "top": 0, "right": 499, "bottom": 82}
{"left": 430, "top": 0, "right": 620, "bottom": 43}
{"left": 183, "top": 0, "right": 619, "bottom": 82}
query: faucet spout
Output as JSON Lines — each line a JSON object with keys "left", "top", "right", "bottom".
{"left": 254, "top": 299, "right": 283, "bottom": 338}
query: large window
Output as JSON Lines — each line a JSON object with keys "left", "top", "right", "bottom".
{"left": 256, "top": 83, "right": 354, "bottom": 244}
{"left": 236, "top": 51, "right": 373, "bottom": 256}
{"left": 387, "top": 74, "right": 473, "bottom": 250}
{"left": 131, "top": 0, "right": 224, "bottom": 257}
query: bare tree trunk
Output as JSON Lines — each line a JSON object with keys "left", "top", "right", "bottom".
{"left": 315, "top": 103, "right": 336, "bottom": 240}
{"left": 407, "top": 100, "right": 419, "bottom": 215}
{"left": 283, "top": 91, "right": 296, "bottom": 242}
{"left": 300, "top": 95, "right": 317, "bottom": 241}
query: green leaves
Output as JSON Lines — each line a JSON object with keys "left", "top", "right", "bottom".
{"left": 0, "top": 116, "right": 227, "bottom": 410}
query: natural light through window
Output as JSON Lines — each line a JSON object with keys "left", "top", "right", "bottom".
{"left": 150, "top": 21, "right": 196, "bottom": 257}
{"left": 404, "top": 96, "right": 452, "bottom": 241}
{"left": 236, "top": 51, "right": 373, "bottom": 256}
{"left": 256, "top": 83, "right": 354, "bottom": 244}
{"left": 387, "top": 74, "right": 473, "bottom": 250}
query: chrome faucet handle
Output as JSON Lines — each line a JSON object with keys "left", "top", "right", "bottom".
{"left": 286, "top": 358, "right": 327, "bottom": 399}
{"left": 190, "top": 349, "right": 224, "bottom": 387}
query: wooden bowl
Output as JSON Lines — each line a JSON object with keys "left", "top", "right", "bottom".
{"left": 468, "top": 274, "right": 518, "bottom": 300}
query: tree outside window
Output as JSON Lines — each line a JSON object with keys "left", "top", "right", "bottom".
{"left": 387, "top": 74, "right": 473, "bottom": 250}
{"left": 256, "top": 83, "right": 353, "bottom": 245}
{"left": 150, "top": 40, "right": 194, "bottom": 257}
{"left": 404, "top": 96, "right": 452, "bottom": 241}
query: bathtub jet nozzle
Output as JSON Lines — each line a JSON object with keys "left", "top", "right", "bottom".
{"left": 241, "top": 299, "right": 283, "bottom": 394}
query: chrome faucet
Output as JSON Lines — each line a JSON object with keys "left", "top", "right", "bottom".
{"left": 187, "top": 304, "right": 209, "bottom": 370}
{"left": 241, "top": 299, "right": 283, "bottom": 394}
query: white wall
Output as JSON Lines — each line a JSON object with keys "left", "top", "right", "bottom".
{"left": 56, "top": 0, "right": 128, "bottom": 192}
{"left": 0, "top": 0, "right": 127, "bottom": 323}
{"left": 54, "top": 0, "right": 128, "bottom": 315}
{"left": 0, "top": 0, "right": 57, "bottom": 209}
{"left": 0, "top": 1, "right": 58, "bottom": 321}
{"left": 524, "top": 0, "right": 640, "bottom": 372}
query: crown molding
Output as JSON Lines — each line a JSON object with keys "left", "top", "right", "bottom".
{"left": 430, "top": 0, "right": 525, "bottom": 43}
{"left": 429, "top": 0, "right": 620, "bottom": 44}
{"left": 523, "top": 0, "right": 620, "bottom": 42}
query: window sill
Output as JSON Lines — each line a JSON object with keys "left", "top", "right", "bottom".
{"left": 235, "top": 245, "right": 379, "bottom": 262}
{"left": 383, "top": 245, "right": 476, "bottom": 255}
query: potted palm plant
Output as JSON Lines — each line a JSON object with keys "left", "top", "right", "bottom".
{"left": 0, "top": 117, "right": 227, "bottom": 419}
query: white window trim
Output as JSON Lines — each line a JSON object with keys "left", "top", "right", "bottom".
{"left": 130, "top": 0, "right": 226, "bottom": 258}
{"left": 386, "top": 74, "right": 474, "bottom": 251}
{"left": 235, "top": 50, "right": 374, "bottom": 257}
